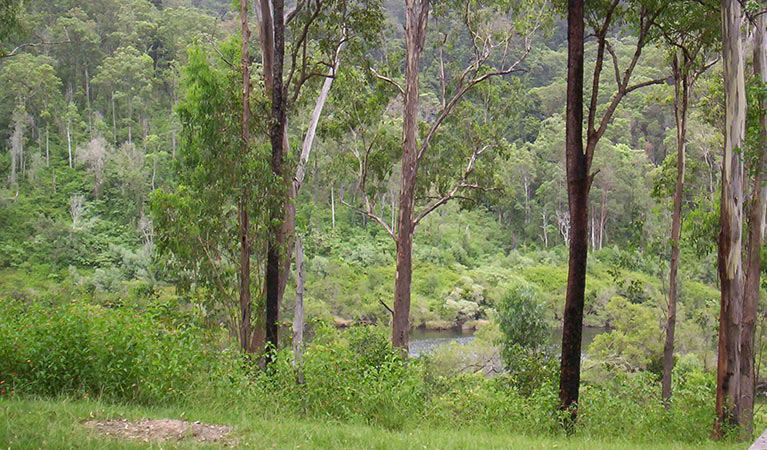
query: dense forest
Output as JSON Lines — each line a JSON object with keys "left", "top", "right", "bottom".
{"left": 0, "top": 0, "right": 766, "bottom": 447}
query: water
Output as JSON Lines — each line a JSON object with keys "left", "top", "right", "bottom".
{"left": 408, "top": 328, "right": 475, "bottom": 357}
{"left": 408, "top": 326, "right": 608, "bottom": 358}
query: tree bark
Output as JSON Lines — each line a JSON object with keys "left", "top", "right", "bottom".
{"left": 559, "top": 0, "right": 586, "bottom": 421}
{"left": 392, "top": 0, "right": 428, "bottom": 351}
{"left": 739, "top": 9, "right": 767, "bottom": 437}
{"left": 715, "top": 0, "right": 746, "bottom": 437}
{"left": 265, "top": 0, "right": 287, "bottom": 359}
{"left": 662, "top": 49, "right": 688, "bottom": 408}
{"left": 238, "top": 0, "right": 253, "bottom": 354}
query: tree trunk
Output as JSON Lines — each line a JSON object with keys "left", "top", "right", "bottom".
{"left": 331, "top": 185, "right": 336, "bottom": 228}
{"left": 238, "top": 0, "right": 253, "bottom": 354}
{"left": 559, "top": 0, "right": 586, "bottom": 422}
{"left": 293, "top": 236, "right": 305, "bottom": 384}
{"left": 662, "top": 49, "right": 688, "bottom": 408}
{"left": 392, "top": 0, "right": 428, "bottom": 351}
{"left": 85, "top": 64, "right": 92, "bottom": 137}
{"left": 598, "top": 190, "right": 607, "bottom": 250}
{"left": 66, "top": 115, "right": 73, "bottom": 169}
{"left": 111, "top": 89, "right": 117, "bottom": 144}
{"left": 739, "top": 9, "right": 767, "bottom": 437}
{"left": 715, "top": 0, "right": 746, "bottom": 437}
{"left": 265, "top": 0, "right": 287, "bottom": 359}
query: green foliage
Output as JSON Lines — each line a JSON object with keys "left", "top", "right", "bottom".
{"left": 497, "top": 285, "right": 548, "bottom": 354}
{"left": 0, "top": 297, "right": 222, "bottom": 404}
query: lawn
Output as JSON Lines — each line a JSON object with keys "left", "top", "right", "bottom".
{"left": 0, "top": 397, "right": 743, "bottom": 449}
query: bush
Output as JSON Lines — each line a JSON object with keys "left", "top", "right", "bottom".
{"left": 497, "top": 285, "right": 548, "bottom": 358}
{"left": 0, "top": 297, "right": 224, "bottom": 404}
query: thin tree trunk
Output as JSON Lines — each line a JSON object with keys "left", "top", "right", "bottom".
{"left": 45, "top": 124, "right": 49, "bottom": 167}
{"left": 559, "top": 0, "right": 586, "bottom": 422}
{"left": 739, "top": 9, "right": 767, "bottom": 437}
{"left": 715, "top": 0, "right": 746, "bottom": 437}
{"left": 392, "top": 0, "right": 428, "bottom": 351}
{"left": 331, "top": 185, "right": 336, "bottom": 228}
{"left": 598, "top": 190, "right": 607, "bottom": 250}
{"left": 293, "top": 236, "right": 305, "bottom": 384}
{"left": 662, "top": 49, "right": 688, "bottom": 408}
{"left": 85, "top": 65, "right": 92, "bottom": 137}
{"left": 66, "top": 115, "right": 73, "bottom": 169}
{"left": 238, "top": 0, "right": 253, "bottom": 354}
{"left": 111, "top": 89, "right": 117, "bottom": 144}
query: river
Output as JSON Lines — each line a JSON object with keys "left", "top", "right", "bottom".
{"left": 409, "top": 326, "right": 607, "bottom": 358}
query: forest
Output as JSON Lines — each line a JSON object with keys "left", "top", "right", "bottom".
{"left": 0, "top": 0, "right": 765, "bottom": 447}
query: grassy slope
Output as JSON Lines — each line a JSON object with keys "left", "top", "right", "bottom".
{"left": 0, "top": 397, "right": 740, "bottom": 449}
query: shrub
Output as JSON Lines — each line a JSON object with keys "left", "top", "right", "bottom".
{"left": 497, "top": 285, "right": 548, "bottom": 356}
{"left": 0, "top": 297, "right": 223, "bottom": 404}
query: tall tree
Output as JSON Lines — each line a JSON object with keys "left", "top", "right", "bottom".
{"left": 559, "top": 0, "right": 585, "bottom": 422}
{"left": 655, "top": 2, "right": 718, "bottom": 407}
{"left": 239, "top": 0, "right": 253, "bottom": 353}
{"left": 365, "top": 0, "right": 546, "bottom": 350}
{"left": 739, "top": 3, "right": 767, "bottom": 437}
{"left": 257, "top": 0, "right": 383, "bottom": 357}
{"left": 714, "top": 0, "right": 746, "bottom": 438}
{"left": 265, "top": 0, "right": 286, "bottom": 358}
{"left": 559, "top": 0, "right": 669, "bottom": 418}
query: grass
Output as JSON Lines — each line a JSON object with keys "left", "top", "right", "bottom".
{"left": 0, "top": 397, "right": 744, "bottom": 449}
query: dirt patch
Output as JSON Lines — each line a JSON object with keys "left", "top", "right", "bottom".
{"left": 84, "top": 418, "right": 234, "bottom": 445}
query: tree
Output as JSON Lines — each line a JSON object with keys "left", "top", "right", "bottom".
{"left": 378, "top": 0, "right": 547, "bottom": 350}
{"left": 257, "top": 0, "right": 384, "bottom": 357}
{"left": 714, "top": 0, "right": 746, "bottom": 437}
{"left": 151, "top": 40, "right": 271, "bottom": 352}
{"left": 560, "top": 0, "right": 585, "bottom": 423}
{"left": 653, "top": 1, "right": 718, "bottom": 407}
{"left": 558, "top": 0, "right": 669, "bottom": 419}
{"left": 739, "top": 3, "right": 767, "bottom": 436}
{"left": 92, "top": 46, "right": 153, "bottom": 146}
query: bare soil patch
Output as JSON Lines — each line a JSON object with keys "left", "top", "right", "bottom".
{"left": 84, "top": 418, "right": 234, "bottom": 445}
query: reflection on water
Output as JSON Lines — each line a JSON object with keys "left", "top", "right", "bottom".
{"left": 408, "top": 326, "right": 608, "bottom": 358}
{"left": 408, "top": 328, "right": 475, "bottom": 357}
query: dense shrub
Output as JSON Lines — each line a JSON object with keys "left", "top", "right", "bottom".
{"left": 0, "top": 297, "right": 224, "bottom": 404}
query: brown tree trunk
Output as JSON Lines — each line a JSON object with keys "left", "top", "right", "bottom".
{"left": 739, "top": 10, "right": 767, "bottom": 437}
{"left": 238, "top": 0, "right": 253, "bottom": 354}
{"left": 559, "top": 0, "right": 586, "bottom": 421}
{"left": 392, "top": 0, "right": 428, "bottom": 351}
{"left": 265, "top": 0, "right": 287, "bottom": 359}
{"left": 662, "top": 49, "right": 688, "bottom": 407}
{"left": 715, "top": 0, "right": 746, "bottom": 437}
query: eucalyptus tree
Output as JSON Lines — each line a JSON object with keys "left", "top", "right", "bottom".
{"left": 653, "top": 0, "right": 719, "bottom": 408}
{"left": 714, "top": 0, "right": 746, "bottom": 437}
{"left": 740, "top": 3, "right": 767, "bottom": 436}
{"left": 559, "top": 0, "right": 671, "bottom": 419}
{"left": 346, "top": 0, "right": 549, "bottom": 349}
{"left": 0, "top": 54, "right": 63, "bottom": 186}
{"left": 92, "top": 46, "right": 154, "bottom": 146}
{"left": 255, "top": 0, "right": 384, "bottom": 355}
{"left": 151, "top": 38, "right": 273, "bottom": 352}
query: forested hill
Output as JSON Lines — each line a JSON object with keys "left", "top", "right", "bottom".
{"left": 1, "top": 0, "right": 722, "bottom": 372}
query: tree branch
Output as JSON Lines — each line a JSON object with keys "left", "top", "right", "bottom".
{"left": 370, "top": 67, "right": 405, "bottom": 95}
{"left": 341, "top": 198, "right": 397, "bottom": 240}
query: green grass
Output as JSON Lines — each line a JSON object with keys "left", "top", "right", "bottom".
{"left": 0, "top": 397, "right": 742, "bottom": 449}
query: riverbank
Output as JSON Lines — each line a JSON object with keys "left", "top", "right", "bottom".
{"left": 0, "top": 397, "right": 741, "bottom": 449}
